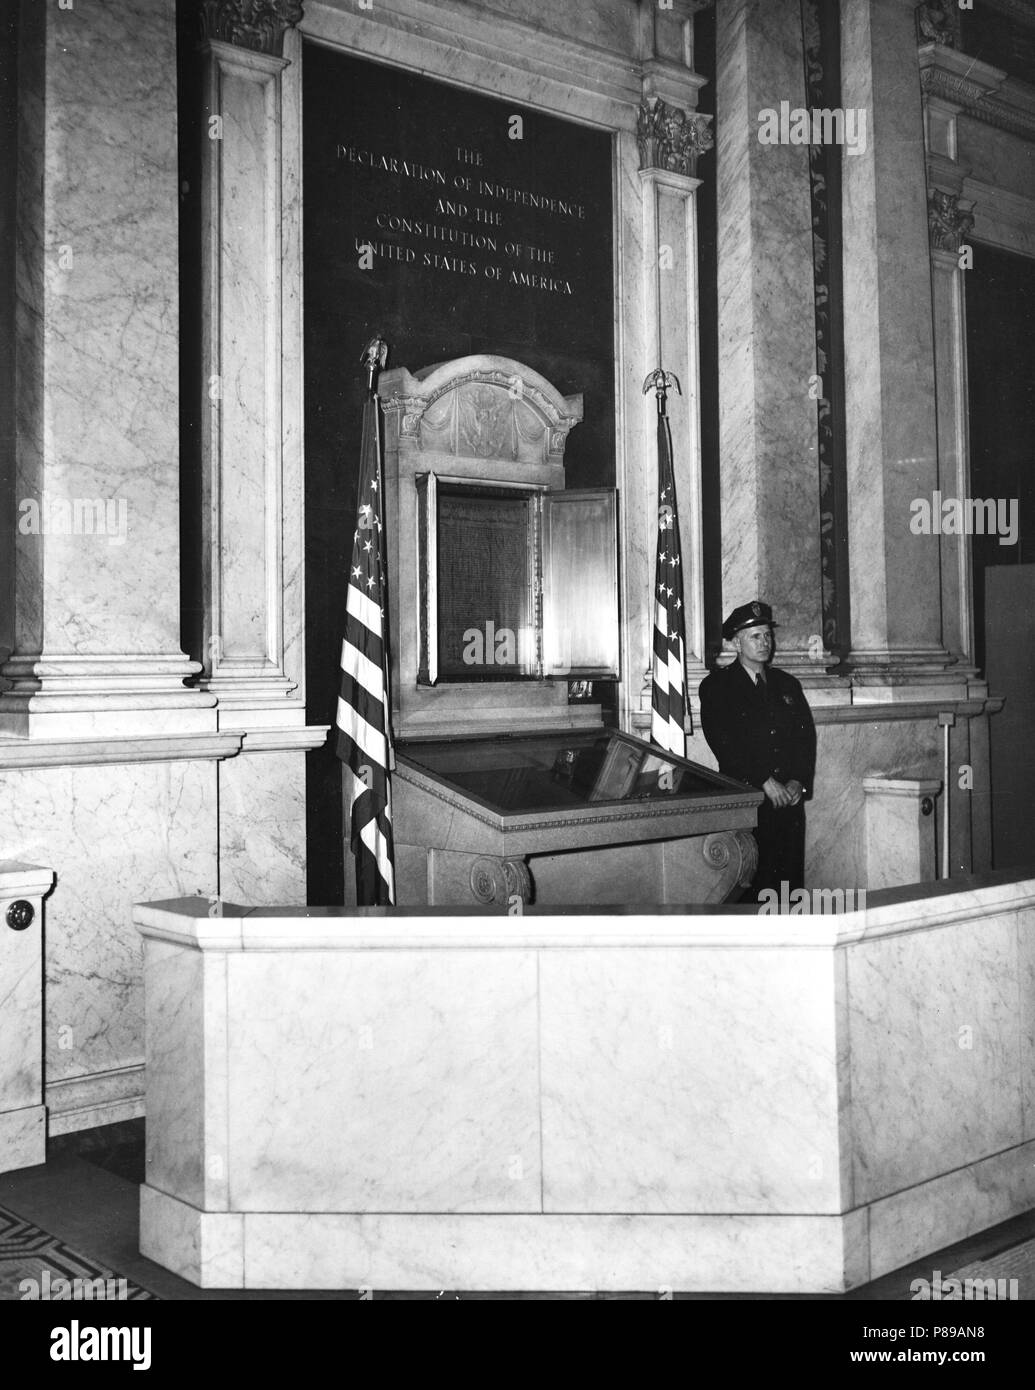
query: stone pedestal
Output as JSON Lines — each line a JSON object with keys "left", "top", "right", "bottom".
{"left": 0, "top": 863, "right": 54, "bottom": 1174}
{"left": 863, "top": 777, "right": 941, "bottom": 889}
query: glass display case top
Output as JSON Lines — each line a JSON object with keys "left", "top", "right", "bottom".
{"left": 396, "top": 729, "right": 744, "bottom": 816}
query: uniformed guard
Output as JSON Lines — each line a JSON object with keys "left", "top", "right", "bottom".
{"left": 699, "top": 601, "right": 816, "bottom": 899}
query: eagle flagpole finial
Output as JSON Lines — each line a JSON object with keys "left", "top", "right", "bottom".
{"left": 361, "top": 334, "right": 389, "bottom": 395}
{"left": 642, "top": 367, "right": 682, "bottom": 417}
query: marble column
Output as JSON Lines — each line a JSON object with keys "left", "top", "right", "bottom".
{"left": 840, "top": 0, "right": 956, "bottom": 692}
{"left": 197, "top": 3, "right": 306, "bottom": 730}
{"left": 0, "top": 0, "right": 213, "bottom": 737}
{"left": 636, "top": 98, "right": 712, "bottom": 707}
{"left": 714, "top": 0, "right": 825, "bottom": 665}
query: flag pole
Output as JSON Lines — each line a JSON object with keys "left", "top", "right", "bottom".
{"left": 362, "top": 333, "right": 395, "bottom": 773}
{"left": 643, "top": 366, "right": 692, "bottom": 755}
{"left": 336, "top": 333, "right": 397, "bottom": 907}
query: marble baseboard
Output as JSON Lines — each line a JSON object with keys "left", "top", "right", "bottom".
{"left": 139, "top": 1184, "right": 867, "bottom": 1293}
{"left": 866, "top": 1139, "right": 1035, "bottom": 1282}
{"left": 0, "top": 1105, "right": 46, "bottom": 1174}
{"left": 46, "top": 1065, "right": 144, "bottom": 1137}
{"left": 139, "top": 1184, "right": 243, "bottom": 1288}
{"left": 140, "top": 1133, "right": 1035, "bottom": 1292}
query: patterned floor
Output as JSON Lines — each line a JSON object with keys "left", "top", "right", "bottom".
{"left": 0, "top": 1203, "right": 158, "bottom": 1303}
{"left": 945, "top": 1237, "right": 1034, "bottom": 1300}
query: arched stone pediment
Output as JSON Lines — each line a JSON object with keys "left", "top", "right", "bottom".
{"left": 378, "top": 355, "right": 583, "bottom": 469}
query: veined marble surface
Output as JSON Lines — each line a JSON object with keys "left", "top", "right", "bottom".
{"left": 0, "top": 864, "right": 53, "bottom": 1172}
{"left": 217, "top": 750, "right": 306, "bottom": 904}
{"left": 846, "top": 912, "right": 1020, "bottom": 1205}
{"left": 0, "top": 761, "right": 218, "bottom": 1104}
{"left": 539, "top": 946, "right": 846, "bottom": 1213}
{"left": 14, "top": 0, "right": 183, "bottom": 659}
{"left": 808, "top": 718, "right": 941, "bottom": 890}
{"left": 223, "top": 950, "right": 541, "bottom": 1212}
{"left": 716, "top": 0, "right": 822, "bottom": 649}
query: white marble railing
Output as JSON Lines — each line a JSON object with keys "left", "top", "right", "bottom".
{"left": 136, "top": 871, "right": 1035, "bottom": 1292}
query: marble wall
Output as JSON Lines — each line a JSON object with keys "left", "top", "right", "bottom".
{"left": 217, "top": 750, "right": 307, "bottom": 905}
{"left": 0, "top": 744, "right": 310, "bottom": 1134}
{"left": 0, "top": 760, "right": 217, "bottom": 1130}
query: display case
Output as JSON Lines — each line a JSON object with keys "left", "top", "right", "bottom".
{"left": 394, "top": 728, "right": 762, "bottom": 907}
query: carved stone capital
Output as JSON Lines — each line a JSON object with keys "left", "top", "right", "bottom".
{"left": 928, "top": 187, "right": 975, "bottom": 250}
{"left": 199, "top": 0, "right": 304, "bottom": 56}
{"left": 637, "top": 97, "right": 713, "bottom": 178}
{"left": 915, "top": 1, "right": 960, "bottom": 49}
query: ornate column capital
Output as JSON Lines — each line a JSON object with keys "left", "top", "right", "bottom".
{"left": 928, "top": 187, "right": 975, "bottom": 250}
{"left": 199, "top": 0, "right": 304, "bottom": 57}
{"left": 636, "top": 97, "right": 713, "bottom": 178}
{"left": 915, "top": 1, "right": 961, "bottom": 49}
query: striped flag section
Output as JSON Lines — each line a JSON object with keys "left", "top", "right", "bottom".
{"left": 650, "top": 407, "right": 691, "bottom": 757}
{"left": 335, "top": 377, "right": 396, "bottom": 906}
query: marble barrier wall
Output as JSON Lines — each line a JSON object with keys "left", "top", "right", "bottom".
{"left": 0, "top": 749, "right": 307, "bottom": 1134}
{"left": 135, "top": 878, "right": 1035, "bottom": 1292}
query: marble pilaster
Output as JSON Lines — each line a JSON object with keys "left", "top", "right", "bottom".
{"left": 840, "top": 0, "right": 957, "bottom": 691}
{"left": 623, "top": 83, "right": 711, "bottom": 732}
{"left": 714, "top": 0, "right": 825, "bottom": 662}
{"left": 197, "top": 36, "right": 302, "bottom": 726}
{"left": 638, "top": 160, "right": 708, "bottom": 694}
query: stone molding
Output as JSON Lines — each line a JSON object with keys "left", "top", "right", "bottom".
{"left": 199, "top": 0, "right": 304, "bottom": 56}
{"left": 920, "top": 46, "right": 1035, "bottom": 144}
{"left": 636, "top": 97, "right": 714, "bottom": 177}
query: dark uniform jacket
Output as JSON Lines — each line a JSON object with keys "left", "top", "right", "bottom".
{"left": 699, "top": 660, "right": 816, "bottom": 795}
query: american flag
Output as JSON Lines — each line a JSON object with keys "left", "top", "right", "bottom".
{"left": 650, "top": 401, "right": 690, "bottom": 756}
{"left": 335, "top": 338, "right": 396, "bottom": 906}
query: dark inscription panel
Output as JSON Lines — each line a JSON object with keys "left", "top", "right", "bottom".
{"left": 302, "top": 43, "right": 616, "bottom": 902}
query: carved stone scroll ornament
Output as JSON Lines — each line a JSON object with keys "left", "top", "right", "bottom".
{"left": 928, "top": 188, "right": 975, "bottom": 251}
{"left": 199, "top": 0, "right": 305, "bottom": 55}
{"left": 701, "top": 830, "right": 758, "bottom": 901}
{"left": 637, "top": 98, "right": 714, "bottom": 178}
{"left": 469, "top": 856, "right": 534, "bottom": 907}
